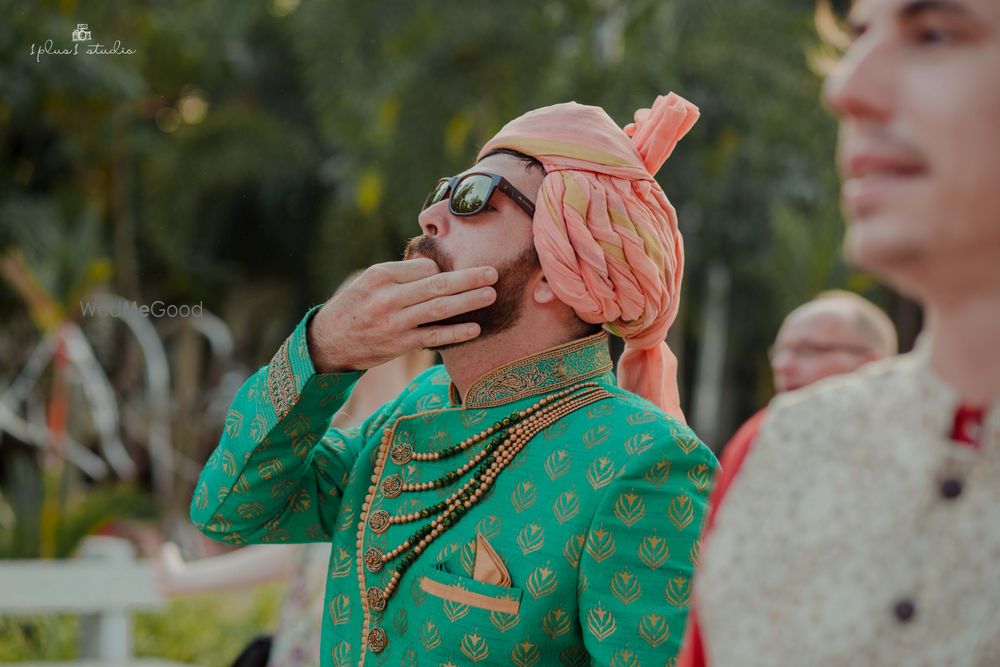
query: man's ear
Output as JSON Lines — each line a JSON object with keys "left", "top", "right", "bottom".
{"left": 532, "top": 272, "right": 559, "bottom": 305}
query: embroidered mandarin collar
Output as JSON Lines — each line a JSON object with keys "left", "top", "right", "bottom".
{"left": 448, "top": 332, "right": 613, "bottom": 409}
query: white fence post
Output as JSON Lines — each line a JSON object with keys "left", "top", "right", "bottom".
{"left": 75, "top": 537, "right": 136, "bottom": 661}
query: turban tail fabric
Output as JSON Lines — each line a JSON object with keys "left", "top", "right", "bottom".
{"left": 478, "top": 93, "right": 699, "bottom": 422}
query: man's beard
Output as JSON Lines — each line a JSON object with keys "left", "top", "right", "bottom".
{"left": 403, "top": 235, "right": 540, "bottom": 350}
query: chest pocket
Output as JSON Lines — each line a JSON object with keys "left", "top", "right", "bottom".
{"left": 411, "top": 536, "right": 526, "bottom": 665}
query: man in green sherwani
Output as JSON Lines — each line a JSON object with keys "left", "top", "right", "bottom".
{"left": 191, "top": 92, "right": 717, "bottom": 666}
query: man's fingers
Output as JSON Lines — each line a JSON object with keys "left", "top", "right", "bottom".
{"left": 370, "top": 258, "right": 440, "bottom": 285}
{"left": 316, "top": 260, "right": 495, "bottom": 370}
{"left": 406, "top": 323, "right": 481, "bottom": 349}
{"left": 397, "top": 287, "right": 496, "bottom": 328}
{"left": 394, "top": 266, "right": 498, "bottom": 307}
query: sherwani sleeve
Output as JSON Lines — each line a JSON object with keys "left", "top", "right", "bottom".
{"left": 578, "top": 424, "right": 717, "bottom": 665}
{"left": 189, "top": 307, "right": 378, "bottom": 545}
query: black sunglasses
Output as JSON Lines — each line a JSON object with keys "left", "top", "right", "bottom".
{"left": 421, "top": 171, "right": 536, "bottom": 219}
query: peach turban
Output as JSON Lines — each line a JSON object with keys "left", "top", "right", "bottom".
{"left": 478, "top": 93, "right": 699, "bottom": 422}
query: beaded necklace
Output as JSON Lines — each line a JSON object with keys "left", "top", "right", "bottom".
{"left": 358, "top": 381, "right": 611, "bottom": 613}
{"left": 369, "top": 383, "right": 593, "bottom": 522}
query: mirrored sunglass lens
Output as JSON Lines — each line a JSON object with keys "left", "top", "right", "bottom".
{"left": 450, "top": 175, "right": 493, "bottom": 214}
{"left": 423, "top": 180, "right": 450, "bottom": 210}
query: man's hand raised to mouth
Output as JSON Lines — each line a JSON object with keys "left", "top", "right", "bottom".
{"left": 307, "top": 258, "right": 498, "bottom": 373}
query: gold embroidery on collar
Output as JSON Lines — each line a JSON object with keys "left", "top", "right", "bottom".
{"left": 463, "top": 332, "right": 613, "bottom": 409}
{"left": 266, "top": 336, "right": 297, "bottom": 421}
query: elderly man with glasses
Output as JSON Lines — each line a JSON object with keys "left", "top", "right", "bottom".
{"left": 768, "top": 290, "right": 897, "bottom": 395}
{"left": 191, "top": 93, "right": 716, "bottom": 666}
{"left": 707, "top": 290, "right": 898, "bottom": 570}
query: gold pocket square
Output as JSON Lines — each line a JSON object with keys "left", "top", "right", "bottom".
{"left": 418, "top": 535, "right": 520, "bottom": 614}
{"left": 473, "top": 534, "right": 511, "bottom": 587}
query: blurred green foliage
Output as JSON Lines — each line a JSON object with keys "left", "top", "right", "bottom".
{"left": 1, "top": 0, "right": 896, "bottom": 442}
{"left": 133, "top": 585, "right": 282, "bottom": 666}
{"left": 0, "top": 447, "right": 157, "bottom": 558}
{"left": 0, "top": 614, "right": 77, "bottom": 662}
{"left": 0, "top": 584, "right": 282, "bottom": 664}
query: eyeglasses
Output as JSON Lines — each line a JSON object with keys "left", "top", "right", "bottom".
{"left": 421, "top": 171, "right": 536, "bottom": 219}
{"left": 768, "top": 342, "right": 873, "bottom": 363}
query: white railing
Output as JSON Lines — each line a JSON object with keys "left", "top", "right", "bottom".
{"left": 0, "top": 536, "right": 199, "bottom": 667}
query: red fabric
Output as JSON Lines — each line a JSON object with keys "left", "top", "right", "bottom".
{"left": 951, "top": 405, "right": 986, "bottom": 449}
{"left": 677, "top": 408, "right": 768, "bottom": 667}
{"left": 706, "top": 409, "right": 767, "bottom": 530}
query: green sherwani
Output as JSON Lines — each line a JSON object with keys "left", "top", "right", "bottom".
{"left": 191, "top": 310, "right": 717, "bottom": 666}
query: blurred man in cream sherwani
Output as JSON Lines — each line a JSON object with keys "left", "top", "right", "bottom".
{"left": 680, "top": 0, "right": 1000, "bottom": 665}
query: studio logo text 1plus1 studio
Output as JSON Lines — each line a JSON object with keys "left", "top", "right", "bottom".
{"left": 29, "top": 23, "right": 137, "bottom": 63}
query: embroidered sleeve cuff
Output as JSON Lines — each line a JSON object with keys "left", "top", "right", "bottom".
{"left": 266, "top": 305, "right": 363, "bottom": 421}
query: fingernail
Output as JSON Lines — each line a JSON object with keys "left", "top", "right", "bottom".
{"left": 483, "top": 267, "right": 498, "bottom": 281}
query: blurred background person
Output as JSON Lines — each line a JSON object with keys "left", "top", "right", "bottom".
{"left": 722, "top": 289, "right": 896, "bottom": 465}
{"left": 771, "top": 290, "right": 896, "bottom": 394}
{"left": 681, "top": 0, "right": 1000, "bottom": 664}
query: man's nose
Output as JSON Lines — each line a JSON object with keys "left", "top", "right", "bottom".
{"left": 418, "top": 201, "right": 450, "bottom": 238}
{"left": 822, "top": 29, "right": 893, "bottom": 122}
{"left": 771, "top": 351, "right": 798, "bottom": 382}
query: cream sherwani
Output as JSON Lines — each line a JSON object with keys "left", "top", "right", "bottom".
{"left": 695, "top": 344, "right": 1000, "bottom": 666}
